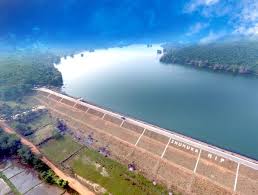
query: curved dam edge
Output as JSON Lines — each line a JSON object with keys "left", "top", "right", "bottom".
{"left": 35, "top": 87, "right": 258, "bottom": 171}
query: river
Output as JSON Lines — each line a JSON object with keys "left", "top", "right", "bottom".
{"left": 56, "top": 44, "right": 258, "bottom": 160}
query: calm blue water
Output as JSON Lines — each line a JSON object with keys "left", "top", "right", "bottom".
{"left": 57, "top": 44, "right": 258, "bottom": 160}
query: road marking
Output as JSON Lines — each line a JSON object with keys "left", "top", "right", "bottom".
{"left": 101, "top": 113, "right": 106, "bottom": 119}
{"left": 58, "top": 97, "right": 63, "bottom": 102}
{"left": 161, "top": 137, "right": 171, "bottom": 158}
{"left": 194, "top": 149, "right": 202, "bottom": 173}
{"left": 47, "top": 93, "right": 51, "bottom": 98}
{"left": 85, "top": 107, "right": 89, "bottom": 113}
{"left": 135, "top": 128, "right": 146, "bottom": 146}
{"left": 120, "top": 120, "right": 125, "bottom": 127}
{"left": 234, "top": 163, "right": 240, "bottom": 191}
{"left": 73, "top": 103, "right": 78, "bottom": 108}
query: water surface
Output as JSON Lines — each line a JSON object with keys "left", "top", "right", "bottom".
{"left": 57, "top": 44, "right": 258, "bottom": 160}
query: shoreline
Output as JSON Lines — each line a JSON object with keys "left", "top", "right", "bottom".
{"left": 37, "top": 87, "right": 258, "bottom": 170}
{"left": 160, "top": 60, "right": 258, "bottom": 77}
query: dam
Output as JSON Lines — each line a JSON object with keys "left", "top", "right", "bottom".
{"left": 56, "top": 45, "right": 258, "bottom": 160}
{"left": 35, "top": 87, "right": 258, "bottom": 195}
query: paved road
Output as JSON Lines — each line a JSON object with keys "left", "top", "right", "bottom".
{"left": 0, "top": 120, "right": 95, "bottom": 195}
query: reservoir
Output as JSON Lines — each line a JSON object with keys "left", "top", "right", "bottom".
{"left": 56, "top": 44, "right": 258, "bottom": 160}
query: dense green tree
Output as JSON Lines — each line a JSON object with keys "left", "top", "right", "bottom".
{"left": 17, "top": 145, "right": 46, "bottom": 170}
{"left": 0, "top": 103, "right": 13, "bottom": 119}
{"left": 0, "top": 128, "right": 21, "bottom": 156}
{"left": 160, "top": 40, "right": 258, "bottom": 75}
{"left": 17, "top": 145, "right": 36, "bottom": 164}
{"left": 0, "top": 51, "right": 63, "bottom": 101}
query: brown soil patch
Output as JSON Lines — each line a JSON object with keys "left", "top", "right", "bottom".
{"left": 39, "top": 96, "right": 57, "bottom": 108}
{"left": 49, "top": 94, "right": 62, "bottom": 101}
{"left": 107, "top": 139, "right": 134, "bottom": 164}
{"left": 103, "top": 114, "right": 122, "bottom": 126}
{"left": 200, "top": 150, "right": 237, "bottom": 171}
{"left": 137, "top": 135, "right": 166, "bottom": 156}
{"left": 74, "top": 104, "right": 88, "bottom": 112}
{"left": 190, "top": 176, "right": 233, "bottom": 195}
{"left": 127, "top": 149, "right": 159, "bottom": 179}
{"left": 81, "top": 113, "right": 139, "bottom": 144}
{"left": 239, "top": 164, "right": 258, "bottom": 180}
{"left": 56, "top": 102, "right": 84, "bottom": 118}
{"left": 236, "top": 165, "right": 258, "bottom": 195}
{"left": 122, "top": 121, "right": 144, "bottom": 134}
{"left": 144, "top": 130, "right": 169, "bottom": 144}
{"left": 61, "top": 98, "right": 76, "bottom": 107}
{"left": 87, "top": 108, "right": 104, "bottom": 118}
{"left": 163, "top": 146, "right": 197, "bottom": 171}
{"left": 196, "top": 158, "right": 236, "bottom": 189}
{"left": 156, "top": 160, "right": 192, "bottom": 192}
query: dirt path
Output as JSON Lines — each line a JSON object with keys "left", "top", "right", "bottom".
{"left": 0, "top": 120, "right": 95, "bottom": 195}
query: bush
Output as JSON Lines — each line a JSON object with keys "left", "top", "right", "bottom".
{"left": 0, "top": 129, "right": 21, "bottom": 156}
{"left": 56, "top": 119, "right": 67, "bottom": 133}
{"left": 14, "top": 123, "right": 33, "bottom": 136}
{"left": 52, "top": 130, "right": 63, "bottom": 140}
{"left": 57, "top": 179, "right": 68, "bottom": 188}
{"left": 40, "top": 169, "right": 68, "bottom": 188}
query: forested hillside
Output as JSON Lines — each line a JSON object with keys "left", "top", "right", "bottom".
{"left": 160, "top": 41, "right": 258, "bottom": 75}
{"left": 0, "top": 52, "right": 63, "bottom": 101}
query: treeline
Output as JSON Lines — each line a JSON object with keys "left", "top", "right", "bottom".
{"left": 160, "top": 40, "right": 258, "bottom": 75}
{"left": 0, "top": 51, "right": 63, "bottom": 101}
{"left": 0, "top": 128, "right": 68, "bottom": 188}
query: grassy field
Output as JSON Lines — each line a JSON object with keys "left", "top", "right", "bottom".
{"left": 69, "top": 148, "right": 169, "bottom": 195}
{"left": 28, "top": 113, "right": 53, "bottom": 131}
{"left": 29, "top": 124, "right": 56, "bottom": 145}
{"left": 40, "top": 135, "right": 81, "bottom": 163}
{"left": 0, "top": 100, "right": 31, "bottom": 110}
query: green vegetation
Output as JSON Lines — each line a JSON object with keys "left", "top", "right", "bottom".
{"left": 41, "top": 135, "right": 81, "bottom": 163}
{"left": 0, "top": 51, "right": 62, "bottom": 101}
{"left": 14, "top": 109, "right": 44, "bottom": 124}
{"left": 40, "top": 169, "right": 68, "bottom": 188}
{"left": 70, "top": 148, "right": 168, "bottom": 195}
{"left": 27, "top": 113, "right": 52, "bottom": 131}
{"left": 12, "top": 122, "right": 34, "bottom": 136}
{"left": 160, "top": 40, "right": 258, "bottom": 75}
{"left": 0, "top": 172, "right": 21, "bottom": 195}
{"left": 8, "top": 106, "right": 50, "bottom": 137}
{"left": 0, "top": 101, "right": 30, "bottom": 120}
{"left": 17, "top": 145, "right": 68, "bottom": 188}
{"left": 0, "top": 128, "right": 68, "bottom": 189}
{"left": 17, "top": 145, "right": 46, "bottom": 170}
{"left": 0, "top": 129, "right": 21, "bottom": 156}
{"left": 30, "top": 124, "right": 56, "bottom": 145}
